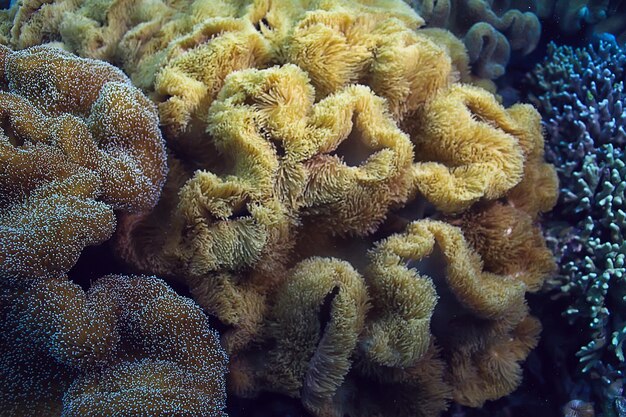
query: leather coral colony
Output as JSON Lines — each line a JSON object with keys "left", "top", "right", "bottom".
{"left": 0, "top": 46, "right": 227, "bottom": 417}
{"left": 0, "top": 44, "right": 167, "bottom": 278}
{"left": 0, "top": 274, "right": 228, "bottom": 416}
{"left": 1, "top": 0, "right": 557, "bottom": 415}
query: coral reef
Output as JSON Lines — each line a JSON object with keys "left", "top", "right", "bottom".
{"left": 526, "top": 40, "right": 626, "bottom": 415}
{"left": 120, "top": 70, "right": 555, "bottom": 417}
{"left": 151, "top": 0, "right": 448, "bottom": 135}
{"left": 0, "top": 0, "right": 425, "bottom": 126}
{"left": 226, "top": 218, "right": 548, "bottom": 415}
{"left": 406, "top": 0, "right": 541, "bottom": 79}
{"left": 406, "top": 0, "right": 626, "bottom": 79}
{"left": 0, "top": 44, "right": 167, "bottom": 279}
{"left": 0, "top": 0, "right": 561, "bottom": 414}
{"left": 117, "top": 62, "right": 418, "bottom": 353}
{"left": 0, "top": 274, "right": 228, "bottom": 416}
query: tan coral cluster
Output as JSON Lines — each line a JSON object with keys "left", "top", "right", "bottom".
{"left": 0, "top": 274, "right": 228, "bottom": 416}
{"left": 0, "top": 45, "right": 227, "bottom": 416}
{"left": 0, "top": 0, "right": 558, "bottom": 415}
{"left": 0, "top": 44, "right": 167, "bottom": 279}
{"left": 227, "top": 216, "right": 549, "bottom": 415}
{"left": 1, "top": 0, "right": 449, "bottom": 130}
{"left": 93, "top": 1, "right": 557, "bottom": 414}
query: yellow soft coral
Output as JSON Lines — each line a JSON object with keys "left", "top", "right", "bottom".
{"left": 282, "top": 9, "right": 450, "bottom": 118}
{"left": 443, "top": 309, "right": 541, "bottom": 407}
{"left": 355, "top": 218, "right": 541, "bottom": 407}
{"left": 190, "top": 270, "right": 280, "bottom": 353}
{"left": 117, "top": 160, "right": 293, "bottom": 279}
{"left": 150, "top": 1, "right": 444, "bottom": 134}
{"left": 396, "top": 220, "right": 527, "bottom": 318}
{"left": 115, "top": 154, "right": 293, "bottom": 353}
{"left": 261, "top": 258, "right": 369, "bottom": 416}
{"left": 155, "top": 18, "right": 273, "bottom": 136}
{"left": 108, "top": 18, "right": 555, "bottom": 413}
{"left": 363, "top": 232, "right": 438, "bottom": 367}
{"left": 209, "top": 64, "right": 416, "bottom": 235}
{"left": 226, "top": 219, "right": 536, "bottom": 415}
{"left": 57, "top": 0, "right": 141, "bottom": 61}
{"left": 504, "top": 103, "right": 559, "bottom": 217}
{"left": 409, "top": 84, "right": 528, "bottom": 212}
{"left": 228, "top": 255, "right": 446, "bottom": 417}
{"left": 378, "top": 220, "right": 539, "bottom": 407}
{"left": 117, "top": 63, "right": 416, "bottom": 283}
{"left": 450, "top": 202, "right": 556, "bottom": 292}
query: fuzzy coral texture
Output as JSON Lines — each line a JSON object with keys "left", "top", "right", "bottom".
{"left": 0, "top": 44, "right": 167, "bottom": 279}
{"left": 0, "top": 274, "right": 228, "bottom": 416}
{"left": 0, "top": 0, "right": 559, "bottom": 416}
{"left": 101, "top": 1, "right": 555, "bottom": 414}
{"left": 526, "top": 40, "right": 626, "bottom": 416}
{"left": 0, "top": 44, "right": 226, "bottom": 417}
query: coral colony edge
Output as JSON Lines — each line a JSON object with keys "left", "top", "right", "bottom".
{"left": 0, "top": 0, "right": 625, "bottom": 416}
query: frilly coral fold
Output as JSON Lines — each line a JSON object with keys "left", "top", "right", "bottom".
{"left": 408, "top": 84, "right": 528, "bottom": 212}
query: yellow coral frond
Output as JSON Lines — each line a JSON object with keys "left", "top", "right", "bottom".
{"left": 395, "top": 219, "right": 526, "bottom": 318}
{"left": 265, "top": 257, "right": 369, "bottom": 415}
{"left": 410, "top": 84, "right": 527, "bottom": 212}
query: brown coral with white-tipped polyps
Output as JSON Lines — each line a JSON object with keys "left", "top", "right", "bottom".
{"left": 0, "top": 274, "right": 228, "bottom": 416}
{"left": 0, "top": 45, "right": 167, "bottom": 279}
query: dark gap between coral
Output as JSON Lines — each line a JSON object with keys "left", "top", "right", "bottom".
{"left": 230, "top": 196, "right": 252, "bottom": 220}
{"left": 67, "top": 241, "right": 125, "bottom": 291}
{"left": 254, "top": 17, "right": 270, "bottom": 32}
{"left": 412, "top": 247, "right": 481, "bottom": 346}
{"left": 1, "top": 116, "right": 24, "bottom": 147}
{"left": 270, "top": 137, "right": 286, "bottom": 158}
{"left": 318, "top": 286, "right": 340, "bottom": 339}
{"left": 330, "top": 115, "right": 372, "bottom": 167}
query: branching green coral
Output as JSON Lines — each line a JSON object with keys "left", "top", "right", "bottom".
{"left": 527, "top": 40, "right": 626, "bottom": 414}
{"left": 562, "top": 145, "right": 626, "bottom": 371}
